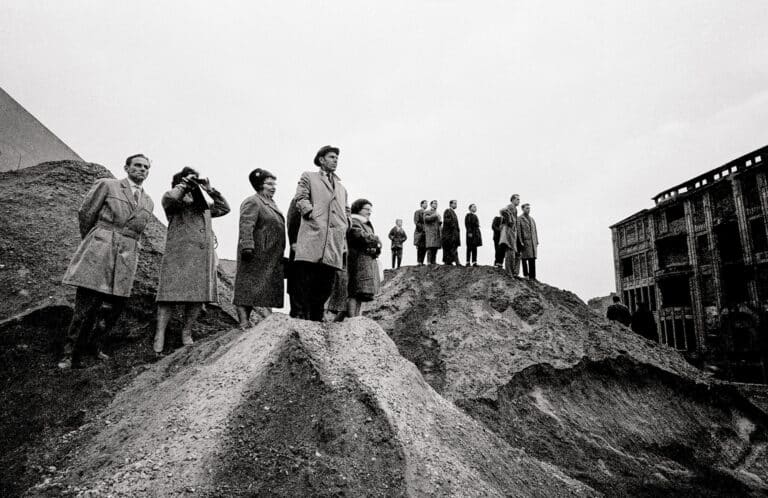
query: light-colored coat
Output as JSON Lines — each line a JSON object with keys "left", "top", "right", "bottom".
{"left": 234, "top": 193, "right": 286, "bottom": 308}
{"left": 499, "top": 204, "right": 519, "bottom": 251}
{"left": 517, "top": 214, "right": 538, "bottom": 259}
{"left": 156, "top": 185, "right": 230, "bottom": 302}
{"left": 294, "top": 170, "right": 350, "bottom": 270}
{"left": 347, "top": 214, "right": 381, "bottom": 300}
{"left": 62, "top": 178, "right": 154, "bottom": 297}
{"left": 424, "top": 209, "right": 442, "bottom": 248}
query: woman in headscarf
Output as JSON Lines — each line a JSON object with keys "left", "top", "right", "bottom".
{"left": 346, "top": 198, "right": 382, "bottom": 317}
{"left": 233, "top": 168, "right": 286, "bottom": 328}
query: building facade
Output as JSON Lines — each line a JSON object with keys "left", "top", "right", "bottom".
{"left": 610, "top": 145, "right": 768, "bottom": 383}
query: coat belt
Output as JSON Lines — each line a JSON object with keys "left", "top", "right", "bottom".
{"left": 95, "top": 221, "right": 141, "bottom": 240}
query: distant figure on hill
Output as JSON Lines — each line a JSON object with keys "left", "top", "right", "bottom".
{"left": 464, "top": 203, "right": 482, "bottom": 267}
{"left": 347, "top": 199, "right": 382, "bottom": 317}
{"left": 153, "top": 167, "right": 230, "bottom": 356}
{"left": 631, "top": 302, "right": 658, "bottom": 342}
{"left": 491, "top": 215, "right": 504, "bottom": 267}
{"left": 606, "top": 295, "right": 632, "bottom": 327}
{"left": 413, "top": 200, "right": 428, "bottom": 265}
{"left": 388, "top": 218, "right": 407, "bottom": 269}
{"left": 58, "top": 153, "right": 155, "bottom": 369}
{"left": 499, "top": 194, "right": 521, "bottom": 276}
{"left": 517, "top": 203, "right": 538, "bottom": 280}
{"left": 424, "top": 200, "right": 442, "bottom": 265}
{"left": 442, "top": 199, "right": 461, "bottom": 266}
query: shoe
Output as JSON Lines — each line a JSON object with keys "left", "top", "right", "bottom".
{"left": 57, "top": 357, "right": 72, "bottom": 370}
{"left": 154, "top": 351, "right": 166, "bottom": 359}
{"left": 473, "top": 263, "right": 478, "bottom": 267}
{"left": 96, "top": 350, "right": 110, "bottom": 361}
{"left": 182, "top": 331, "right": 194, "bottom": 346}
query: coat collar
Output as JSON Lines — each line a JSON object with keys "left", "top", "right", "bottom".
{"left": 257, "top": 192, "right": 285, "bottom": 221}
{"left": 317, "top": 169, "right": 341, "bottom": 193}
{"left": 119, "top": 178, "right": 138, "bottom": 208}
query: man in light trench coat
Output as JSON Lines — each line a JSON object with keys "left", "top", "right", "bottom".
{"left": 517, "top": 203, "right": 539, "bottom": 279}
{"left": 58, "top": 154, "right": 155, "bottom": 369}
{"left": 294, "top": 145, "right": 350, "bottom": 321}
{"left": 499, "top": 194, "right": 521, "bottom": 276}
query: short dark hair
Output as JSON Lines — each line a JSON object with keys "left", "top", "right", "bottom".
{"left": 171, "top": 166, "right": 199, "bottom": 188}
{"left": 612, "top": 296, "right": 621, "bottom": 303}
{"left": 430, "top": 199, "right": 438, "bottom": 205}
{"left": 522, "top": 203, "right": 530, "bottom": 208}
{"left": 420, "top": 199, "right": 427, "bottom": 205}
{"left": 351, "top": 198, "right": 372, "bottom": 214}
{"left": 449, "top": 199, "right": 457, "bottom": 204}
{"left": 469, "top": 203, "right": 476, "bottom": 210}
{"left": 125, "top": 153, "right": 149, "bottom": 167}
{"left": 248, "top": 168, "right": 276, "bottom": 191}
{"left": 510, "top": 194, "right": 520, "bottom": 202}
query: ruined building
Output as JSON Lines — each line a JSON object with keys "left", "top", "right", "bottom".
{"left": 610, "top": 145, "right": 768, "bottom": 383}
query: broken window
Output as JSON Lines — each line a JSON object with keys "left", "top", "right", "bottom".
{"left": 665, "top": 204, "right": 686, "bottom": 233}
{"left": 621, "top": 257, "right": 634, "bottom": 278}
{"left": 741, "top": 174, "right": 761, "bottom": 212}
{"left": 657, "top": 235, "right": 689, "bottom": 268}
{"left": 692, "top": 197, "right": 706, "bottom": 226}
{"left": 659, "top": 276, "right": 692, "bottom": 307}
{"left": 685, "top": 319, "right": 696, "bottom": 352}
{"left": 696, "top": 234, "right": 711, "bottom": 265}
{"left": 649, "top": 284, "right": 657, "bottom": 311}
{"left": 716, "top": 222, "right": 743, "bottom": 263}
{"left": 749, "top": 218, "right": 767, "bottom": 253}
{"left": 626, "top": 223, "right": 637, "bottom": 244}
{"left": 722, "top": 266, "right": 748, "bottom": 305}
{"left": 711, "top": 182, "right": 736, "bottom": 219}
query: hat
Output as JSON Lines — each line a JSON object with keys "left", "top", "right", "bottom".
{"left": 314, "top": 145, "right": 340, "bottom": 167}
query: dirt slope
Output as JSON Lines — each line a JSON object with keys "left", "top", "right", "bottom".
{"left": 33, "top": 315, "right": 596, "bottom": 497}
{"left": 367, "top": 266, "right": 768, "bottom": 497}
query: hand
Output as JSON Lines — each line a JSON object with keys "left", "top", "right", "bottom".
{"left": 302, "top": 210, "right": 313, "bottom": 220}
{"left": 291, "top": 243, "right": 297, "bottom": 252}
{"left": 241, "top": 248, "right": 254, "bottom": 261}
{"left": 181, "top": 175, "right": 198, "bottom": 191}
{"left": 197, "top": 177, "right": 212, "bottom": 191}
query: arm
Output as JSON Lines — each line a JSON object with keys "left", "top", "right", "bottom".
{"left": 388, "top": 227, "right": 396, "bottom": 241}
{"left": 161, "top": 185, "right": 188, "bottom": 215}
{"left": 294, "top": 172, "right": 314, "bottom": 218}
{"left": 208, "top": 187, "right": 231, "bottom": 218}
{"left": 77, "top": 179, "right": 110, "bottom": 238}
{"left": 238, "top": 196, "right": 260, "bottom": 251}
{"left": 348, "top": 221, "right": 370, "bottom": 249}
{"left": 286, "top": 201, "right": 301, "bottom": 246}
{"left": 424, "top": 210, "right": 438, "bottom": 222}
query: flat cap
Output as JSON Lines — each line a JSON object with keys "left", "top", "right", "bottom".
{"left": 314, "top": 145, "right": 340, "bottom": 167}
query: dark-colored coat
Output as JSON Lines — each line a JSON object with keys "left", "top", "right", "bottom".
{"left": 347, "top": 215, "right": 381, "bottom": 301}
{"left": 156, "top": 185, "right": 230, "bottom": 302}
{"left": 465, "top": 213, "right": 482, "bottom": 248}
{"left": 499, "top": 204, "right": 518, "bottom": 251}
{"left": 491, "top": 216, "right": 502, "bottom": 245}
{"left": 388, "top": 226, "right": 408, "bottom": 249}
{"left": 286, "top": 199, "right": 301, "bottom": 299}
{"left": 442, "top": 208, "right": 460, "bottom": 248}
{"left": 234, "top": 193, "right": 286, "bottom": 307}
{"left": 607, "top": 303, "right": 632, "bottom": 327}
{"left": 517, "top": 214, "right": 538, "bottom": 259}
{"left": 62, "top": 178, "right": 154, "bottom": 297}
{"left": 413, "top": 209, "right": 426, "bottom": 247}
{"left": 423, "top": 209, "right": 442, "bottom": 248}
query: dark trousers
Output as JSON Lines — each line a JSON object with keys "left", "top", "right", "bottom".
{"left": 493, "top": 241, "right": 505, "bottom": 265}
{"left": 427, "top": 247, "right": 438, "bottom": 264}
{"left": 442, "top": 245, "right": 460, "bottom": 265}
{"left": 63, "top": 287, "right": 126, "bottom": 360}
{"left": 466, "top": 246, "right": 478, "bottom": 264}
{"left": 416, "top": 245, "right": 427, "bottom": 265}
{"left": 522, "top": 258, "right": 536, "bottom": 279}
{"left": 391, "top": 247, "right": 403, "bottom": 269}
{"left": 295, "top": 262, "right": 336, "bottom": 321}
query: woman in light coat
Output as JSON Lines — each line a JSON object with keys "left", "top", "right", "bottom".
{"left": 423, "top": 200, "right": 442, "bottom": 265}
{"left": 347, "top": 199, "right": 382, "bottom": 317}
{"left": 154, "top": 167, "right": 230, "bottom": 355}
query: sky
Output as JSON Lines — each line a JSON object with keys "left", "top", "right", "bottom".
{"left": 2, "top": 0, "right": 768, "bottom": 301}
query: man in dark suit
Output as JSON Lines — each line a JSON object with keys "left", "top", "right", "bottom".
{"left": 491, "top": 215, "right": 504, "bottom": 267}
{"left": 413, "top": 200, "right": 428, "bottom": 265}
{"left": 442, "top": 199, "right": 461, "bottom": 266}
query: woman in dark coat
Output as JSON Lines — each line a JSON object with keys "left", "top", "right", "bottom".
{"left": 154, "top": 167, "right": 230, "bottom": 355}
{"left": 347, "top": 198, "right": 382, "bottom": 317}
{"left": 464, "top": 203, "right": 482, "bottom": 266}
{"left": 234, "top": 168, "right": 286, "bottom": 328}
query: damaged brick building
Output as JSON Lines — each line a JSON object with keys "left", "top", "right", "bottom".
{"left": 610, "top": 145, "right": 768, "bottom": 383}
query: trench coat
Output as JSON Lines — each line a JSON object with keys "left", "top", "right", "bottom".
{"left": 413, "top": 209, "right": 426, "bottom": 247}
{"left": 347, "top": 214, "right": 381, "bottom": 301}
{"left": 388, "top": 226, "right": 408, "bottom": 249}
{"left": 442, "top": 209, "right": 461, "bottom": 248}
{"left": 156, "top": 185, "right": 230, "bottom": 302}
{"left": 498, "top": 204, "right": 519, "bottom": 251}
{"left": 517, "top": 214, "right": 538, "bottom": 259}
{"left": 233, "top": 193, "right": 286, "bottom": 307}
{"left": 294, "top": 170, "right": 349, "bottom": 270}
{"left": 491, "top": 216, "right": 502, "bottom": 245}
{"left": 424, "top": 209, "right": 442, "bottom": 248}
{"left": 464, "top": 213, "right": 482, "bottom": 248}
{"left": 62, "top": 178, "right": 154, "bottom": 297}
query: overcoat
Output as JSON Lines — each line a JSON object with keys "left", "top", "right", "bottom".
{"left": 233, "top": 193, "right": 286, "bottom": 307}
{"left": 294, "top": 170, "right": 349, "bottom": 270}
{"left": 156, "top": 185, "right": 230, "bottom": 302}
{"left": 424, "top": 209, "right": 442, "bottom": 248}
{"left": 517, "top": 214, "right": 538, "bottom": 259}
{"left": 388, "top": 226, "right": 408, "bottom": 249}
{"left": 464, "top": 213, "right": 483, "bottom": 248}
{"left": 347, "top": 214, "right": 381, "bottom": 301}
{"left": 491, "top": 216, "right": 502, "bottom": 245}
{"left": 62, "top": 178, "right": 154, "bottom": 297}
{"left": 442, "top": 208, "right": 461, "bottom": 248}
{"left": 498, "top": 204, "right": 519, "bottom": 250}
{"left": 413, "top": 209, "right": 426, "bottom": 247}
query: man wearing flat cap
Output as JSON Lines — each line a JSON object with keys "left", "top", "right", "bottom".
{"left": 293, "top": 145, "right": 350, "bottom": 321}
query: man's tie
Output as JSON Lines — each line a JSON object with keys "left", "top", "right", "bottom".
{"left": 134, "top": 189, "right": 140, "bottom": 204}
{"left": 328, "top": 173, "right": 335, "bottom": 190}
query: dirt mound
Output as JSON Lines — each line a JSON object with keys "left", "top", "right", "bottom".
{"left": 32, "top": 315, "right": 596, "bottom": 497}
{"left": 368, "top": 266, "right": 768, "bottom": 497}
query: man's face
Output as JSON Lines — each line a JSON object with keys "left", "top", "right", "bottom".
{"left": 396, "top": 219, "right": 403, "bottom": 227}
{"left": 470, "top": 205, "right": 477, "bottom": 213}
{"left": 512, "top": 196, "right": 520, "bottom": 207}
{"left": 523, "top": 205, "right": 531, "bottom": 215}
{"left": 430, "top": 201, "right": 438, "bottom": 209}
{"left": 450, "top": 200, "right": 457, "bottom": 210}
{"left": 319, "top": 152, "right": 338, "bottom": 172}
{"left": 420, "top": 201, "right": 428, "bottom": 209}
{"left": 125, "top": 156, "right": 150, "bottom": 185}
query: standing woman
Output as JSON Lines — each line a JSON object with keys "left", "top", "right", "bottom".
{"left": 233, "top": 169, "right": 286, "bottom": 328}
{"left": 465, "top": 203, "right": 482, "bottom": 266}
{"left": 347, "top": 199, "right": 382, "bottom": 317}
{"left": 424, "top": 200, "right": 442, "bottom": 264}
{"left": 154, "top": 167, "right": 230, "bottom": 355}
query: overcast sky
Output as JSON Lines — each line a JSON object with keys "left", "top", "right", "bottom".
{"left": 3, "top": 1, "right": 768, "bottom": 301}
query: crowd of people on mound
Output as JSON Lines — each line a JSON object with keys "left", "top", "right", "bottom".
{"left": 56, "top": 146, "right": 541, "bottom": 369}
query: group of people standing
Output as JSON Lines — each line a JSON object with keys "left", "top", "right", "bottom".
{"left": 57, "top": 146, "right": 382, "bottom": 369}
{"left": 403, "top": 194, "right": 539, "bottom": 278}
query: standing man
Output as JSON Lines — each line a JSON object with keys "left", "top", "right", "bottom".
{"left": 413, "top": 200, "right": 428, "bottom": 265}
{"left": 58, "top": 154, "right": 155, "bottom": 369}
{"left": 491, "top": 215, "right": 504, "bottom": 267}
{"left": 499, "top": 194, "right": 521, "bottom": 276}
{"left": 388, "top": 218, "right": 408, "bottom": 269}
{"left": 442, "top": 199, "right": 461, "bottom": 266}
{"left": 424, "top": 200, "right": 442, "bottom": 264}
{"left": 464, "top": 203, "right": 482, "bottom": 266}
{"left": 517, "top": 203, "right": 539, "bottom": 280}
{"left": 294, "top": 145, "right": 350, "bottom": 321}
{"left": 607, "top": 295, "right": 632, "bottom": 327}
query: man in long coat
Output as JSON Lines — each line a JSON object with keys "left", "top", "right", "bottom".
{"left": 491, "top": 215, "right": 504, "bottom": 267}
{"left": 58, "top": 154, "right": 155, "bottom": 369}
{"left": 499, "top": 194, "right": 521, "bottom": 276}
{"left": 423, "top": 200, "right": 442, "bottom": 265}
{"left": 442, "top": 199, "right": 461, "bottom": 265}
{"left": 294, "top": 145, "right": 350, "bottom": 321}
{"left": 413, "top": 200, "right": 428, "bottom": 265}
{"left": 517, "top": 203, "right": 539, "bottom": 280}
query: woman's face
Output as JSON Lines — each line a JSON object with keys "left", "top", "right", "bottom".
{"left": 360, "top": 204, "right": 372, "bottom": 218}
{"left": 430, "top": 201, "right": 438, "bottom": 209}
{"left": 260, "top": 178, "right": 277, "bottom": 197}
